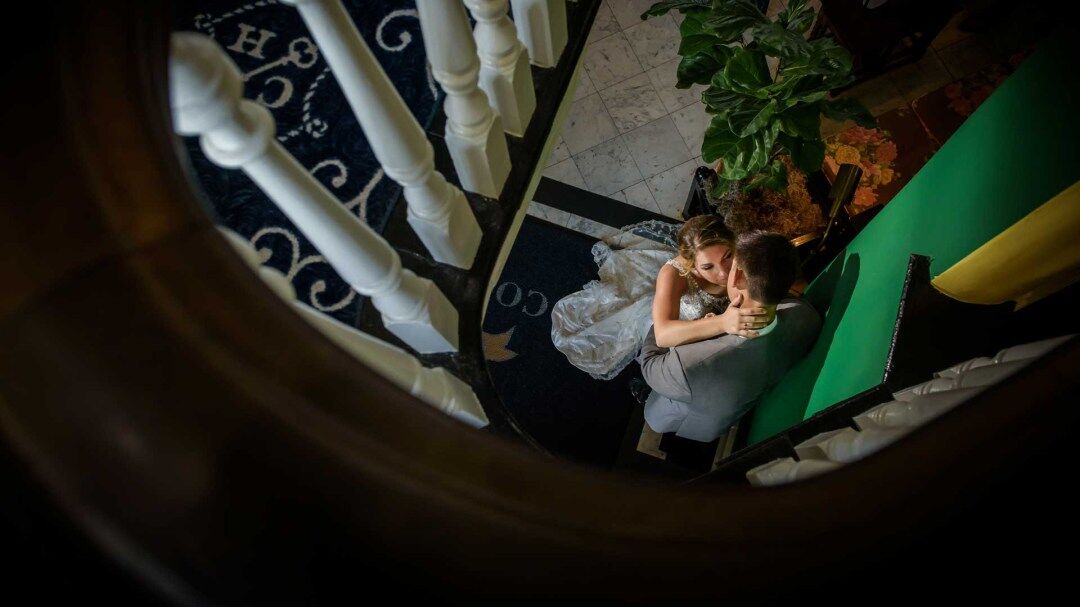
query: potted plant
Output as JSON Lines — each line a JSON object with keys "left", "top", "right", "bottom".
{"left": 642, "top": 0, "right": 875, "bottom": 237}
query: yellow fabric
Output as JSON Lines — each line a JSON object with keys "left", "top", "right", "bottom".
{"left": 933, "top": 180, "right": 1080, "bottom": 308}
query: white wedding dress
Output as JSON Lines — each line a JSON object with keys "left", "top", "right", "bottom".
{"left": 550, "top": 220, "right": 729, "bottom": 380}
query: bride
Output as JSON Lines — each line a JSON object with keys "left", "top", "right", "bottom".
{"left": 551, "top": 215, "right": 772, "bottom": 380}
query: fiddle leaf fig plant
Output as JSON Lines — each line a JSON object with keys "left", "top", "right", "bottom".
{"left": 643, "top": 0, "right": 875, "bottom": 192}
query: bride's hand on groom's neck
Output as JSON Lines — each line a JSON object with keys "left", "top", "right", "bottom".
{"left": 717, "top": 292, "right": 772, "bottom": 338}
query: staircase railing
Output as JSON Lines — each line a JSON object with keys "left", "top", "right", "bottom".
{"left": 168, "top": 0, "right": 572, "bottom": 416}
{"left": 4, "top": 1, "right": 1079, "bottom": 602}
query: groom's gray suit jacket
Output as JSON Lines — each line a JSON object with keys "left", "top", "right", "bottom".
{"left": 637, "top": 298, "right": 821, "bottom": 442}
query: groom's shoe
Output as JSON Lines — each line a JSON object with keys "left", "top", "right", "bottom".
{"left": 629, "top": 376, "right": 652, "bottom": 407}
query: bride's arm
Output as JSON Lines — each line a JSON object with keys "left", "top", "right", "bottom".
{"left": 652, "top": 264, "right": 725, "bottom": 348}
{"left": 652, "top": 264, "right": 768, "bottom": 348}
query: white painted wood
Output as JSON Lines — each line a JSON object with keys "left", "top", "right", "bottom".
{"left": 464, "top": 0, "right": 537, "bottom": 136}
{"left": 954, "top": 359, "right": 1029, "bottom": 389}
{"left": 993, "top": 335, "right": 1074, "bottom": 363}
{"left": 218, "top": 227, "right": 487, "bottom": 427}
{"left": 811, "top": 427, "right": 909, "bottom": 464}
{"left": 281, "top": 0, "right": 481, "bottom": 269}
{"left": 746, "top": 458, "right": 841, "bottom": 487}
{"left": 172, "top": 33, "right": 459, "bottom": 353}
{"left": 935, "top": 356, "right": 995, "bottom": 379}
{"left": 853, "top": 388, "right": 982, "bottom": 431}
{"left": 294, "top": 302, "right": 489, "bottom": 428}
{"left": 417, "top": 0, "right": 511, "bottom": 198}
{"left": 792, "top": 428, "right": 848, "bottom": 461}
{"left": 892, "top": 376, "right": 956, "bottom": 401}
{"left": 510, "top": 0, "right": 568, "bottom": 68}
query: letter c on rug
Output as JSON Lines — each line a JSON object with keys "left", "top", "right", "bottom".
{"left": 522, "top": 291, "right": 548, "bottom": 317}
{"left": 495, "top": 282, "right": 523, "bottom": 308}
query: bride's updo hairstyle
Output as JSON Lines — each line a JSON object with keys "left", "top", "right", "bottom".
{"left": 675, "top": 215, "right": 734, "bottom": 276}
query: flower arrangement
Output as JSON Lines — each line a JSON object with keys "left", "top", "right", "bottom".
{"left": 824, "top": 125, "right": 899, "bottom": 210}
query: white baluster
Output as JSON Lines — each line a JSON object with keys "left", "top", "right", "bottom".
{"left": 417, "top": 0, "right": 511, "bottom": 198}
{"left": 172, "top": 33, "right": 459, "bottom": 353}
{"left": 746, "top": 457, "right": 841, "bottom": 487}
{"left": 935, "top": 356, "right": 994, "bottom": 379}
{"left": 955, "top": 359, "right": 1029, "bottom": 389}
{"left": 280, "top": 0, "right": 481, "bottom": 269}
{"left": 892, "top": 376, "right": 956, "bottom": 402}
{"left": 993, "top": 335, "right": 1074, "bottom": 363}
{"left": 815, "top": 427, "right": 909, "bottom": 464}
{"left": 510, "top": 0, "right": 568, "bottom": 68}
{"left": 294, "top": 302, "right": 489, "bottom": 428}
{"left": 218, "top": 227, "right": 487, "bottom": 427}
{"left": 853, "top": 388, "right": 982, "bottom": 431}
{"left": 793, "top": 428, "right": 848, "bottom": 460}
{"left": 464, "top": 0, "right": 537, "bottom": 137}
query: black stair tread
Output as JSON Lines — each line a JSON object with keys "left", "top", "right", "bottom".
{"left": 533, "top": 177, "right": 681, "bottom": 229}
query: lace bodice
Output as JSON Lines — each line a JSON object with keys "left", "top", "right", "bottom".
{"left": 665, "top": 258, "right": 730, "bottom": 320}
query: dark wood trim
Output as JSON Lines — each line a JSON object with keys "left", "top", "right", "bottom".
{"left": 2, "top": 2, "right": 1079, "bottom": 603}
{"left": 884, "top": 255, "right": 1013, "bottom": 392}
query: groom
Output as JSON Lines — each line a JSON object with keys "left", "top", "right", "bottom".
{"left": 637, "top": 231, "right": 821, "bottom": 443}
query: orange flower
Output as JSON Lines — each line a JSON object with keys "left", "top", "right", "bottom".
{"left": 853, "top": 186, "right": 878, "bottom": 207}
{"left": 834, "top": 144, "right": 861, "bottom": 165}
{"left": 841, "top": 126, "right": 875, "bottom": 146}
{"left": 874, "top": 141, "right": 898, "bottom": 163}
{"left": 824, "top": 155, "right": 840, "bottom": 175}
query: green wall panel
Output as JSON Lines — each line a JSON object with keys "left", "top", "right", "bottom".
{"left": 747, "top": 28, "right": 1080, "bottom": 444}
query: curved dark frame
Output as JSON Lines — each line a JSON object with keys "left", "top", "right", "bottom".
{"left": 2, "top": 3, "right": 1078, "bottom": 603}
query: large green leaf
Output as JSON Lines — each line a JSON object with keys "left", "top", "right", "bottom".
{"left": 766, "top": 77, "right": 829, "bottom": 108}
{"left": 641, "top": 0, "right": 710, "bottom": 19}
{"left": 819, "top": 43, "right": 854, "bottom": 87}
{"left": 676, "top": 44, "right": 734, "bottom": 88}
{"left": 777, "top": 132, "right": 825, "bottom": 173}
{"left": 703, "top": 0, "right": 768, "bottom": 42}
{"left": 701, "top": 115, "right": 741, "bottom": 163}
{"left": 721, "top": 48, "right": 773, "bottom": 96}
{"left": 749, "top": 21, "right": 810, "bottom": 59}
{"left": 745, "top": 158, "right": 788, "bottom": 191}
{"left": 777, "top": 102, "right": 822, "bottom": 139}
{"left": 719, "top": 120, "right": 781, "bottom": 180}
{"left": 822, "top": 98, "right": 876, "bottom": 128}
{"left": 727, "top": 99, "right": 778, "bottom": 137}
{"left": 702, "top": 86, "right": 752, "bottom": 119}
{"left": 679, "top": 32, "right": 720, "bottom": 56}
{"left": 780, "top": 38, "right": 849, "bottom": 81}
{"left": 779, "top": 0, "right": 816, "bottom": 34}
{"left": 680, "top": 7, "right": 711, "bottom": 36}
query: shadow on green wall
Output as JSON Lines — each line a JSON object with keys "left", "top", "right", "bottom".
{"left": 747, "top": 252, "right": 862, "bottom": 444}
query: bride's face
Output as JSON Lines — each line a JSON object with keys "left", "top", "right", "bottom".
{"left": 693, "top": 244, "right": 734, "bottom": 287}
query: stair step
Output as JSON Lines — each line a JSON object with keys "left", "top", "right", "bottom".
{"left": 533, "top": 177, "right": 678, "bottom": 228}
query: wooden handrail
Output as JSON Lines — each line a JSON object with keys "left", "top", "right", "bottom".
{"left": 1, "top": 2, "right": 1077, "bottom": 602}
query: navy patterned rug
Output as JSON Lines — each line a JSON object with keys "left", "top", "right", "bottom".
{"left": 174, "top": 0, "right": 442, "bottom": 324}
{"left": 483, "top": 217, "right": 640, "bottom": 469}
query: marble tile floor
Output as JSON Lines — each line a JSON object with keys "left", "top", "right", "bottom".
{"left": 544, "top": 0, "right": 1016, "bottom": 225}
{"left": 525, "top": 200, "right": 622, "bottom": 243}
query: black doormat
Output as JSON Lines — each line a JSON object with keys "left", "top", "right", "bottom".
{"left": 482, "top": 217, "right": 638, "bottom": 469}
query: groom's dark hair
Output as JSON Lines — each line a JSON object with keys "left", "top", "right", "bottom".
{"left": 735, "top": 231, "right": 799, "bottom": 305}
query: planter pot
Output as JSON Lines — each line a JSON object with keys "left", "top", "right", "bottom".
{"left": 707, "top": 156, "right": 827, "bottom": 240}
